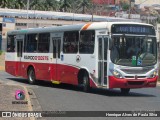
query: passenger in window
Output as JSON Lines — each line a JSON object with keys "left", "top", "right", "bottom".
{"left": 42, "top": 45, "right": 48, "bottom": 53}
{"left": 10, "top": 46, "right": 15, "bottom": 52}
{"left": 67, "top": 43, "right": 74, "bottom": 53}
{"left": 27, "top": 44, "right": 34, "bottom": 52}
{"left": 7, "top": 45, "right": 12, "bottom": 52}
{"left": 127, "top": 42, "right": 140, "bottom": 58}
{"left": 38, "top": 45, "right": 43, "bottom": 52}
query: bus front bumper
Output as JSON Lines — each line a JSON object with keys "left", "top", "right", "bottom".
{"left": 109, "top": 76, "right": 158, "bottom": 89}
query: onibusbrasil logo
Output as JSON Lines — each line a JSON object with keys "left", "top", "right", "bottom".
{"left": 15, "top": 90, "right": 25, "bottom": 100}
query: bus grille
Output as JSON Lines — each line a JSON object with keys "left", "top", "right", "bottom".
{"left": 125, "top": 76, "right": 146, "bottom": 79}
{"left": 127, "top": 81, "right": 145, "bottom": 85}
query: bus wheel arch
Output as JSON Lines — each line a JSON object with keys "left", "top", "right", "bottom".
{"left": 78, "top": 68, "right": 90, "bottom": 92}
{"left": 27, "top": 65, "right": 36, "bottom": 84}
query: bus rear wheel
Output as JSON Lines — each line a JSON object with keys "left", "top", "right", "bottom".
{"left": 120, "top": 88, "right": 130, "bottom": 95}
{"left": 82, "top": 72, "right": 90, "bottom": 92}
{"left": 28, "top": 67, "right": 36, "bottom": 85}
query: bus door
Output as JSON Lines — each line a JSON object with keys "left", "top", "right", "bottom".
{"left": 16, "top": 35, "right": 24, "bottom": 76}
{"left": 51, "top": 33, "right": 62, "bottom": 82}
{"left": 98, "top": 36, "right": 108, "bottom": 86}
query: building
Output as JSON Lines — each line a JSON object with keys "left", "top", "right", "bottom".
{"left": 92, "top": 0, "right": 116, "bottom": 16}
{"left": 135, "top": 0, "right": 160, "bottom": 8}
{"left": 0, "top": 8, "right": 132, "bottom": 51}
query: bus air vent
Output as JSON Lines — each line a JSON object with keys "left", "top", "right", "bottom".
{"left": 121, "top": 68, "right": 152, "bottom": 74}
{"left": 127, "top": 81, "right": 145, "bottom": 85}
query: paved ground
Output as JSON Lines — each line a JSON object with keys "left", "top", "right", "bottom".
{"left": 0, "top": 71, "right": 160, "bottom": 120}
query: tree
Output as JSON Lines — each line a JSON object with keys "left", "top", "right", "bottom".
{"left": 120, "top": 1, "right": 129, "bottom": 11}
{"left": 76, "top": 0, "right": 92, "bottom": 14}
{"left": 30, "top": 0, "right": 44, "bottom": 10}
{"left": 43, "top": 0, "right": 59, "bottom": 11}
{"left": 0, "top": 0, "right": 13, "bottom": 8}
{"left": 59, "top": 0, "right": 72, "bottom": 12}
{"left": 13, "top": 0, "right": 25, "bottom": 9}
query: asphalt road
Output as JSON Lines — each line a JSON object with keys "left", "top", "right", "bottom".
{"left": 0, "top": 71, "right": 160, "bottom": 120}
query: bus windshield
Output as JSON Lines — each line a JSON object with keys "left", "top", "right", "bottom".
{"left": 110, "top": 36, "right": 157, "bottom": 67}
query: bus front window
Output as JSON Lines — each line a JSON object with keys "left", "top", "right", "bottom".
{"left": 110, "top": 36, "right": 157, "bottom": 66}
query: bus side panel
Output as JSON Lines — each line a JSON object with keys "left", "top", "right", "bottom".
{"left": 5, "top": 61, "right": 17, "bottom": 76}
{"left": 60, "top": 64, "right": 79, "bottom": 85}
{"left": 20, "top": 62, "right": 28, "bottom": 79}
{"left": 60, "top": 64, "right": 68, "bottom": 83}
{"left": 50, "top": 63, "right": 57, "bottom": 81}
{"left": 16, "top": 62, "right": 51, "bottom": 81}
{"left": 34, "top": 63, "right": 50, "bottom": 81}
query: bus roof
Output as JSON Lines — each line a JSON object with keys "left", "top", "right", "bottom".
{"left": 7, "top": 22, "right": 154, "bottom": 35}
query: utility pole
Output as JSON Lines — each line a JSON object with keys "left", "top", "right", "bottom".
{"left": 128, "top": 0, "right": 135, "bottom": 19}
{"left": 91, "top": 3, "right": 94, "bottom": 22}
{"left": 27, "top": 0, "right": 30, "bottom": 28}
{"left": 128, "top": 0, "right": 131, "bottom": 19}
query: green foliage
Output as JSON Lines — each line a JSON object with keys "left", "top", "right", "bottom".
{"left": 0, "top": 50, "right": 3, "bottom": 55}
{"left": 76, "top": 0, "right": 92, "bottom": 14}
{"left": 0, "top": 0, "right": 92, "bottom": 13}
{"left": 120, "top": 1, "right": 129, "bottom": 11}
{"left": 59, "top": 0, "right": 72, "bottom": 12}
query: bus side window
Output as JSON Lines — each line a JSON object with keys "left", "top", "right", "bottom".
{"left": 26, "top": 34, "right": 38, "bottom": 53}
{"left": 63, "top": 31, "right": 79, "bottom": 54}
{"left": 38, "top": 33, "right": 50, "bottom": 53}
{"left": 79, "top": 30, "right": 95, "bottom": 54}
{"left": 7, "top": 35, "right": 15, "bottom": 52}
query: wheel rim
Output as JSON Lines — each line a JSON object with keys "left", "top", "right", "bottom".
{"left": 29, "top": 70, "right": 34, "bottom": 82}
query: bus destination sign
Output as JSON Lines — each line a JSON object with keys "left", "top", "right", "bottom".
{"left": 111, "top": 24, "right": 155, "bottom": 35}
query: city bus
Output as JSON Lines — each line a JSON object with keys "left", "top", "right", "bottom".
{"left": 5, "top": 22, "right": 158, "bottom": 94}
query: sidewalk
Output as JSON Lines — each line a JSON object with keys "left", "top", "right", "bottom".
{"left": 0, "top": 66, "right": 5, "bottom": 71}
{"left": 0, "top": 53, "right": 5, "bottom": 71}
{"left": 0, "top": 83, "right": 34, "bottom": 120}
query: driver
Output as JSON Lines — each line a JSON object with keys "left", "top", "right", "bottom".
{"left": 127, "top": 42, "right": 140, "bottom": 57}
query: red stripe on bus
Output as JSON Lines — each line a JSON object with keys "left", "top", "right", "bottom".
{"left": 5, "top": 61, "right": 97, "bottom": 88}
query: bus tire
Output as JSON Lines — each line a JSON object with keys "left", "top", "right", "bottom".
{"left": 28, "top": 67, "right": 36, "bottom": 85}
{"left": 120, "top": 88, "right": 130, "bottom": 95}
{"left": 82, "top": 72, "right": 90, "bottom": 92}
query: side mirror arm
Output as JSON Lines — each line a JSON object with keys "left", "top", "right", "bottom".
{"left": 109, "top": 38, "right": 113, "bottom": 50}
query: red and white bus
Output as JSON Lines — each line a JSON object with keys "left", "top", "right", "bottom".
{"left": 5, "top": 22, "right": 158, "bottom": 94}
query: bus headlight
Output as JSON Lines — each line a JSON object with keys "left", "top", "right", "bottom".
{"left": 112, "top": 70, "right": 123, "bottom": 78}
{"left": 148, "top": 70, "right": 158, "bottom": 78}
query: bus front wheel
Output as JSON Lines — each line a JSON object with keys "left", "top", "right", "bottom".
{"left": 82, "top": 72, "right": 90, "bottom": 92}
{"left": 28, "top": 68, "right": 36, "bottom": 85}
{"left": 120, "top": 88, "right": 130, "bottom": 95}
